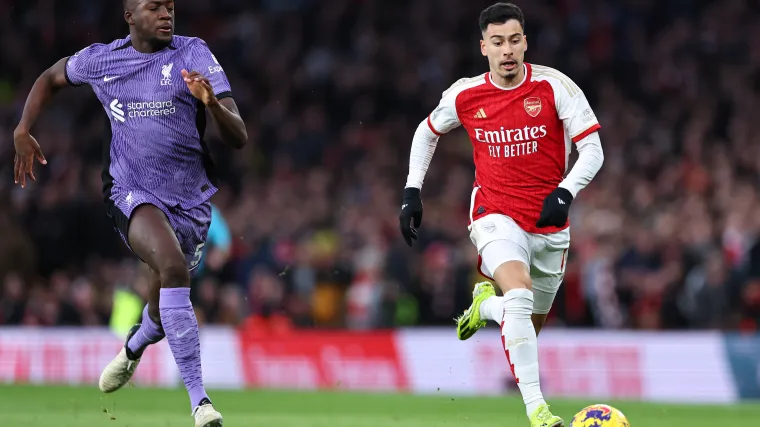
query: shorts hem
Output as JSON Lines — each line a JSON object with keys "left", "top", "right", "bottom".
{"left": 106, "top": 197, "right": 171, "bottom": 265}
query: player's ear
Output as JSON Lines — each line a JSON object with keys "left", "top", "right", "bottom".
{"left": 480, "top": 38, "right": 487, "bottom": 57}
{"left": 524, "top": 34, "right": 528, "bottom": 51}
{"left": 125, "top": 11, "right": 134, "bottom": 25}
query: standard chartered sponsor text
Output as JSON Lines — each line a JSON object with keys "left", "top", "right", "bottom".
{"left": 127, "top": 100, "right": 176, "bottom": 118}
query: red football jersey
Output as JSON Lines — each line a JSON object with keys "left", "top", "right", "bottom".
{"left": 426, "top": 63, "right": 601, "bottom": 234}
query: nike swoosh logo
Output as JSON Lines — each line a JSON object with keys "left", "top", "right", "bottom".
{"left": 176, "top": 328, "right": 193, "bottom": 338}
{"left": 103, "top": 76, "right": 119, "bottom": 82}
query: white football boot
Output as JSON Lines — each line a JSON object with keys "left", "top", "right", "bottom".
{"left": 98, "top": 324, "right": 142, "bottom": 393}
{"left": 193, "top": 400, "right": 223, "bottom": 427}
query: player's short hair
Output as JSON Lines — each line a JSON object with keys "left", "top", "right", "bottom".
{"left": 479, "top": 2, "right": 525, "bottom": 33}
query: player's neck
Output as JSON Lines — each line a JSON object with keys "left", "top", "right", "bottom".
{"left": 130, "top": 33, "right": 171, "bottom": 54}
{"left": 489, "top": 67, "right": 526, "bottom": 89}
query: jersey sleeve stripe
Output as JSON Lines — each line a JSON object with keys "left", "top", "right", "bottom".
{"left": 571, "top": 123, "right": 601, "bottom": 143}
{"left": 427, "top": 115, "right": 442, "bottom": 136}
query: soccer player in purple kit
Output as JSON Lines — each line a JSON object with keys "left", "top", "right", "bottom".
{"left": 12, "top": 1, "right": 246, "bottom": 426}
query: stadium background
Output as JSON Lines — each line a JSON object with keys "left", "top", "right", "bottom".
{"left": 1, "top": 0, "right": 760, "bottom": 425}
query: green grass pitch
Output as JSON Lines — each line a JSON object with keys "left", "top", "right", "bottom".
{"left": 0, "top": 385, "right": 756, "bottom": 426}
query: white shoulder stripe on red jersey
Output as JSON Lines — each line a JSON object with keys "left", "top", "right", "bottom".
{"left": 442, "top": 74, "right": 486, "bottom": 97}
{"left": 531, "top": 65, "right": 581, "bottom": 97}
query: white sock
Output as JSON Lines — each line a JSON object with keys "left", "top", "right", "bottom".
{"left": 479, "top": 296, "right": 504, "bottom": 322}
{"left": 501, "top": 288, "right": 545, "bottom": 417}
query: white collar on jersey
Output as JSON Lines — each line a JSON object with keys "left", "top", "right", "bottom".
{"left": 488, "top": 64, "right": 528, "bottom": 91}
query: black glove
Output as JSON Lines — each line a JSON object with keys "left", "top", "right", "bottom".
{"left": 399, "top": 187, "right": 423, "bottom": 246}
{"left": 536, "top": 187, "right": 573, "bottom": 228}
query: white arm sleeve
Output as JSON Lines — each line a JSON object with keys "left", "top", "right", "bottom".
{"left": 405, "top": 121, "right": 440, "bottom": 189}
{"left": 559, "top": 131, "right": 604, "bottom": 198}
{"left": 546, "top": 68, "right": 603, "bottom": 198}
{"left": 405, "top": 83, "right": 462, "bottom": 189}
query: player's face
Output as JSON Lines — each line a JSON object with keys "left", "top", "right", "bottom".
{"left": 480, "top": 19, "right": 527, "bottom": 81}
{"left": 127, "top": 0, "right": 175, "bottom": 45}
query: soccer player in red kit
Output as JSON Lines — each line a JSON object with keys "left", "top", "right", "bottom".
{"left": 398, "top": 3, "right": 604, "bottom": 426}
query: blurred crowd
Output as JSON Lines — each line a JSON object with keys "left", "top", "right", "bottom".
{"left": 1, "top": 0, "right": 760, "bottom": 331}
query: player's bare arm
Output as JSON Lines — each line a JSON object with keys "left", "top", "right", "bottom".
{"left": 13, "top": 56, "right": 72, "bottom": 187}
{"left": 181, "top": 69, "right": 247, "bottom": 149}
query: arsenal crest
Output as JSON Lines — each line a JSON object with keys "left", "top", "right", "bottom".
{"left": 524, "top": 97, "right": 542, "bottom": 117}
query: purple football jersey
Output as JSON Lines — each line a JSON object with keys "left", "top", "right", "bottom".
{"left": 65, "top": 35, "right": 232, "bottom": 209}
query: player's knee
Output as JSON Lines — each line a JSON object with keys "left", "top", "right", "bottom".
{"left": 492, "top": 260, "right": 532, "bottom": 294}
{"left": 158, "top": 260, "right": 190, "bottom": 288}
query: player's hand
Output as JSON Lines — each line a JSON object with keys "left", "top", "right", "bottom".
{"left": 182, "top": 69, "right": 216, "bottom": 106}
{"left": 13, "top": 130, "right": 47, "bottom": 188}
{"left": 536, "top": 187, "right": 573, "bottom": 228}
{"left": 399, "top": 187, "right": 423, "bottom": 247}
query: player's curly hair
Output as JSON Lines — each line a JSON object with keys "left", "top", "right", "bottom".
{"left": 479, "top": 2, "right": 525, "bottom": 33}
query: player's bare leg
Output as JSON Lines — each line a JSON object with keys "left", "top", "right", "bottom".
{"left": 125, "top": 205, "right": 221, "bottom": 426}
{"left": 531, "top": 313, "right": 548, "bottom": 336}
{"left": 492, "top": 261, "right": 562, "bottom": 427}
{"left": 99, "top": 268, "right": 164, "bottom": 393}
{"left": 127, "top": 270, "right": 164, "bottom": 352}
